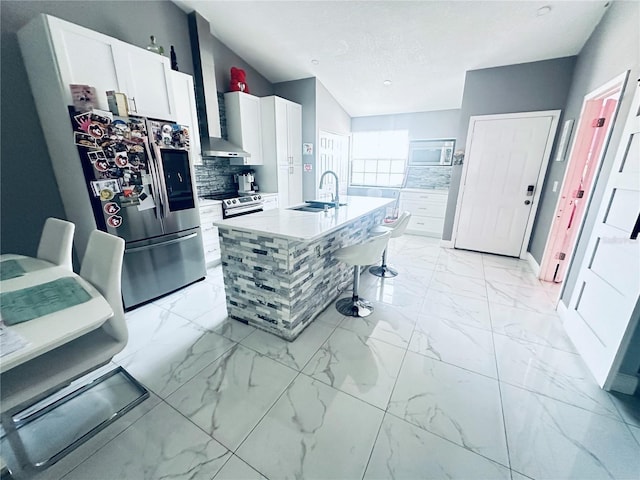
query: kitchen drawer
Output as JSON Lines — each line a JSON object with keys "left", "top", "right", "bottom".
{"left": 262, "top": 194, "right": 279, "bottom": 211}
{"left": 407, "top": 215, "right": 445, "bottom": 237}
{"left": 400, "top": 200, "right": 447, "bottom": 217}
{"left": 400, "top": 191, "right": 448, "bottom": 204}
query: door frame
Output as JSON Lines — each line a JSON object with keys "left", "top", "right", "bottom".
{"left": 539, "top": 71, "right": 629, "bottom": 293}
{"left": 559, "top": 79, "right": 639, "bottom": 392}
{"left": 451, "top": 110, "right": 561, "bottom": 258}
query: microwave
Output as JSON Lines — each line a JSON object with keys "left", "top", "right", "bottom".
{"left": 408, "top": 139, "right": 455, "bottom": 166}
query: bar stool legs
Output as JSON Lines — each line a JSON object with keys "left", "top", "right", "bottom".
{"left": 334, "top": 230, "right": 391, "bottom": 318}
{"left": 336, "top": 266, "right": 374, "bottom": 317}
{"left": 368, "top": 248, "right": 398, "bottom": 278}
{"left": 368, "top": 212, "right": 411, "bottom": 279}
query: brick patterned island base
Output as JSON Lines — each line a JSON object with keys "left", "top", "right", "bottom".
{"left": 214, "top": 196, "right": 393, "bottom": 341}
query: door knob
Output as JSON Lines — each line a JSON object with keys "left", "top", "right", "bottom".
{"left": 524, "top": 200, "right": 531, "bottom": 205}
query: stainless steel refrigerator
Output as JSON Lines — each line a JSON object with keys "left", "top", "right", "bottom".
{"left": 70, "top": 110, "right": 205, "bottom": 309}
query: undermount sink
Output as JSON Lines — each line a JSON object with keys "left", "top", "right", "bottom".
{"left": 306, "top": 200, "right": 347, "bottom": 207}
{"left": 289, "top": 205, "right": 328, "bottom": 212}
{"left": 288, "top": 200, "right": 348, "bottom": 213}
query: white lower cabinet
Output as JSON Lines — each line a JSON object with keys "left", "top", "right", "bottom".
{"left": 400, "top": 190, "right": 448, "bottom": 238}
{"left": 261, "top": 193, "right": 279, "bottom": 211}
{"left": 199, "top": 201, "right": 223, "bottom": 266}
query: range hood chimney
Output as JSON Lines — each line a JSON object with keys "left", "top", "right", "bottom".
{"left": 187, "top": 11, "right": 250, "bottom": 158}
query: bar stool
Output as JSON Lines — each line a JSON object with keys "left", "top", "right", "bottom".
{"left": 369, "top": 211, "right": 412, "bottom": 278}
{"left": 335, "top": 230, "right": 391, "bottom": 317}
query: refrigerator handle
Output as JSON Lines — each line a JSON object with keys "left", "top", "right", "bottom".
{"left": 125, "top": 232, "right": 198, "bottom": 253}
{"left": 143, "top": 139, "right": 164, "bottom": 219}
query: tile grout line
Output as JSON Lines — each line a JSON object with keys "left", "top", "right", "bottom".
{"left": 483, "top": 253, "right": 514, "bottom": 475}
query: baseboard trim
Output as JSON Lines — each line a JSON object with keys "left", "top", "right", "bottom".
{"left": 526, "top": 252, "right": 541, "bottom": 276}
{"left": 440, "top": 239, "right": 454, "bottom": 248}
{"left": 610, "top": 373, "right": 639, "bottom": 395}
{"left": 557, "top": 299, "right": 568, "bottom": 321}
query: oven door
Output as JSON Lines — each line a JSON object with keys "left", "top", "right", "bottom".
{"left": 223, "top": 205, "right": 264, "bottom": 218}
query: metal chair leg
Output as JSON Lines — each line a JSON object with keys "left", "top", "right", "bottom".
{"left": 369, "top": 248, "right": 398, "bottom": 278}
{"left": 336, "top": 266, "right": 374, "bottom": 317}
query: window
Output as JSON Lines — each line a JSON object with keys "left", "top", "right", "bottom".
{"left": 350, "top": 130, "right": 408, "bottom": 187}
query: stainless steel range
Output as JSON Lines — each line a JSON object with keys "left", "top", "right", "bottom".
{"left": 222, "top": 195, "right": 264, "bottom": 218}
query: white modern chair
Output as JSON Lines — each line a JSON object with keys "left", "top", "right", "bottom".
{"left": 334, "top": 230, "right": 391, "bottom": 317}
{"left": 1, "top": 231, "right": 130, "bottom": 459}
{"left": 1, "top": 230, "right": 135, "bottom": 473}
{"left": 36, "top": 218, "right": 75, "bottom": 270}
{"left": 369, "top": 211, "right": 412, "bottom": 278}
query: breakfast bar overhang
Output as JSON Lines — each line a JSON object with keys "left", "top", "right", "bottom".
{"left": 213, "top": 196, "right": 394, "bottom": 340}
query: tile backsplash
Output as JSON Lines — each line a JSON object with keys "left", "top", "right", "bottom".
{"left": 404, "top": 166, "right": 452, "bottom": 189}
{"left": 194, "top": 158, "right": 246, "bottom": 197}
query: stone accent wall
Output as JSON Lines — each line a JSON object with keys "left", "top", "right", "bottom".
{"left": 405, "top": 166, "right": 452, "bottom": 189}
{"left": 218, "top": 207, "right": 386, "bottom": 340}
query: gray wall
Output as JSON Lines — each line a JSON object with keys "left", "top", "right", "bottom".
{"left": 0, "top": 0, "right": 194, "bottom": 258}
{"left": 209, "top": 32, "right": 273, "bottom": 98}
{"left": 351, "top": 109, "right": 460, "bottom": 141}
{"left": 274, "top": 77, "right": 317, "bottom": 200}
{"left": 442, "top": 56, "right": 577, "bottom": 241}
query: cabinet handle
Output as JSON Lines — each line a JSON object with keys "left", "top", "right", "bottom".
{"left": 289, "top": 166, "right": 294, "bottom": 174}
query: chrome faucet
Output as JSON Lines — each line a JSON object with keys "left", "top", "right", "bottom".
{"left": 319, "top": 170, "right": 340, "bottom": 208}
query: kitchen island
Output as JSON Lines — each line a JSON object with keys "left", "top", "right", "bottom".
{"left": 213, "top": 196, "right": 395, "bottom": 340}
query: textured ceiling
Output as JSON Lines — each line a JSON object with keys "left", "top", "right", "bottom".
{"left": 173, "top": 1, "right": 609, "bottom": 117}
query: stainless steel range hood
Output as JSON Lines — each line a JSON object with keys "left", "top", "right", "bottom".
{"left": 200, "top": 137, "right": 250, "bottom": 158}
{"left": 188, "top": 11, "right": 250, "bottom": 158}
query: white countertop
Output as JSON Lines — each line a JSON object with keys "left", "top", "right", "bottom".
{"left": 213, "top": 196, "right": 395, "bottom": 241}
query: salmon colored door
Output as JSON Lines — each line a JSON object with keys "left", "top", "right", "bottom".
{"left": 540, "top": 73, "right": 628, "bottom": 285}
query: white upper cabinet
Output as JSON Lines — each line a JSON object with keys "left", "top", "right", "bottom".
{"left": 260, "top": 96, "right": 303, "bottom": 206}
{"left": 170, "top": 71, "right": 202, "bottom": 165}
{"left": 224, "top": 92, "right": 263, "bottom": 165}
{"left": 113, "top": 44, "right": 175, "bottom": 120}
{"left": 47, "top": 16, "right": 124, "bottom": 113}
{"left": 44, "top": 15, "right": 175, "bottom": 120}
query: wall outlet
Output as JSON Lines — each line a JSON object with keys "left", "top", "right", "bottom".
{"left": 552, "top": 181, "right": 559, "bottom": 193}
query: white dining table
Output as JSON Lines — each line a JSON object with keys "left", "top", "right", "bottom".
{"left": 0, "top": 254, "right": 113, "bottom": 373}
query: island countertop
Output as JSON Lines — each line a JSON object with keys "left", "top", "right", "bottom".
{"left": 213, "top": 196, "right": 395, "bottom": 242}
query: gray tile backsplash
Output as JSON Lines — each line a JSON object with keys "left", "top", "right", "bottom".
{"left": 195, "top": 158, "right": 246, "bottom": 197}
{"left": 404, "top": 166, "right": 452, "bottom": 189}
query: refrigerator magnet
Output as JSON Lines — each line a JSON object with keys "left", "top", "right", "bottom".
{"left": 88, "top": 150, "right": 107, "bottom": 163}
{"left": 100, "top": 189, "right": 114, "bottom": 201}
{"left": 114, "top": 152, "right": 129, "bottom": 168}
{"left": 87, "top": 123, "right": 106, "bottom": 139}
{"left": 106, "top": 215, "right": 123, "bottom": 228}
{"left": 94, "top": 160, "right": 109, "bottom": 172}
{"left": 137, "top": 187, "right": 155, "bottom": 211}
{"left": 74, "top": 112, "right": 91, "bottom": 127}
{"left": 74, "top": 132, "right": 97, "bottom": 148}
{"left": 90, "top": 110, "right": 113, "bottom": 125}
{"left": 91, "top": 179, "right": 121, "bottom": 197}
{"left": 104, "top": 202, "right": 120, "bottom": 215}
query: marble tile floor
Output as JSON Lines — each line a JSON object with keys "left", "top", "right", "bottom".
{"left": 4, "top": 235, "right": 640, "bottom": 480}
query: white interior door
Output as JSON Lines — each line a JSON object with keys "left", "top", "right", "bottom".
{"left": 563, "top": 84, "right": 640, "bottom": 390}
{"left": 454, "top": 112, "right": 559, "bottom": 257}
